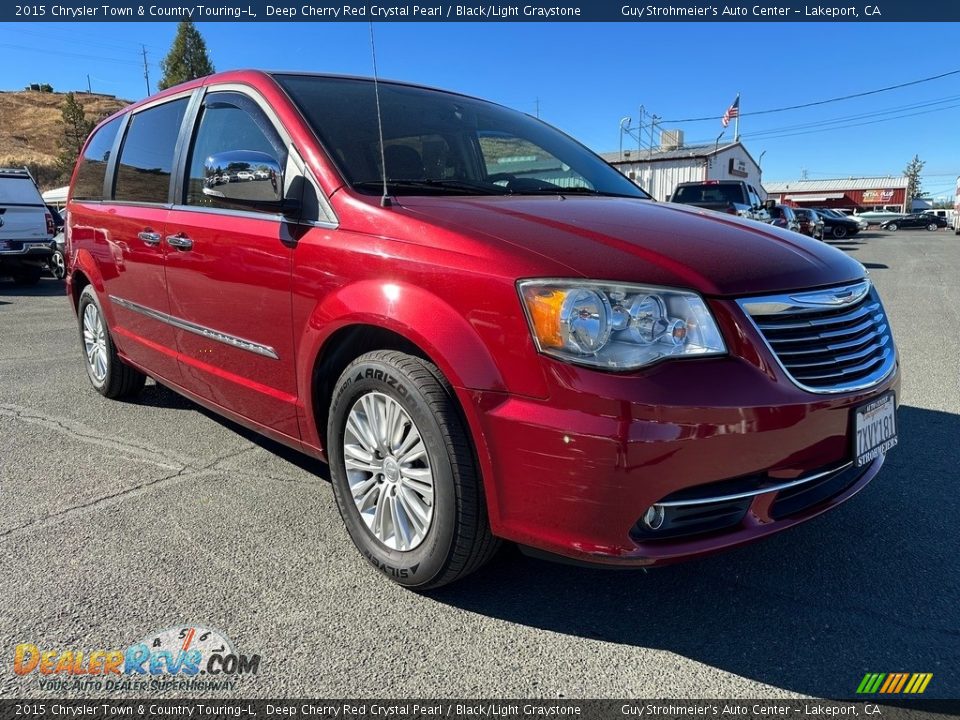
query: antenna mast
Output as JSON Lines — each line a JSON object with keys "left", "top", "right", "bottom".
{"left": 368, "top": 22, "right": 391, "bottom": 208}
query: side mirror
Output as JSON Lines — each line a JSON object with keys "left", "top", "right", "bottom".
{"left": 202, "top": 150, "right": 298, "bottom": 215}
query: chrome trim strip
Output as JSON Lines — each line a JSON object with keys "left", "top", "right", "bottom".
{"left": 657, "top": 462, "right": 854, "bottom": 508}
{"left": 737, "top": 283, "right": 897, "bottom": 395}
{"left": 740, "top": 279, "right": 872, "bottom": 316}
{"left": 109, "top": 295, "right": 279, "bottom": 360}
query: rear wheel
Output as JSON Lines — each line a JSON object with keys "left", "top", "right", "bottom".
{"left": 50, "top": 250, "right": 66, "bottom": 279}
{"left": 327, "top": 350, "right": 499, "bottom": 589}
{"left": 77, "top": 286, "right": 146, "bottom": 399}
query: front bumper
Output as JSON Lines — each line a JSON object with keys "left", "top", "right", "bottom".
{"left": 471, "top": 342, "right": 900, "bottom": 567}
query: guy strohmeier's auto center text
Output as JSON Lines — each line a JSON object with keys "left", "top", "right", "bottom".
{"left": 621, "top": 3, "right": 881, "bottom": 16}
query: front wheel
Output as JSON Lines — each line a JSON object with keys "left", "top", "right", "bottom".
{"left": 831, "top": 225, "right": 848, "bottom": 239}
{"left": 327, "top": 350, "right": 499, "bottom": 589}
{"left": 926, "top": 222, "right": 939, "bottom": 231}
{"left": 886, "top": 223, "right": 899, "bottom": 232}
{"left": 77, "top": 286, "right": 146, "bottom": 399}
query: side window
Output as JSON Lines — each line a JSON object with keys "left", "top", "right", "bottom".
{"left": 72, "top": 116, "right": 121, "bottom": 201}
{"left": 114, "top": 98, "right": 188, "bottom": 204}
{"left": 185, "top": 93, "right": 286, "bottom": 210}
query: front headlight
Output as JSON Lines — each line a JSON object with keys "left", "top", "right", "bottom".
{"left": 518, "top": 280, "right": 726, "bottom": 370}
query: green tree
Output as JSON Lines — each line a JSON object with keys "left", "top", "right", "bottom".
{"left": 57, "top": 92, "right": 94, "bottom": 178}
{"left": 903, "top": 154, "right": 925, "bottom": 205}
{"left": 158, "top": 21, "right": 215, "bottom": 90}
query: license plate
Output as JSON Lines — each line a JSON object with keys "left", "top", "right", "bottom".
{"left": 854, "top": 393, "right": 897, "bottom": 467}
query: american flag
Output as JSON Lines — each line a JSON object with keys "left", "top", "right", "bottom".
{"left": 722, "top": 96, "right": 740, "bottom": 128}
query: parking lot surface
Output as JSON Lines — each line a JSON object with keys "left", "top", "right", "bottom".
{"left": 1, "top": 229, "right": 957, "bottom": 699}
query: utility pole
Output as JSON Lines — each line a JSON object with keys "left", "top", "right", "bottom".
{"left": 648, "top": 114, "right": 659, "bottom": 159}
{"left": 86, "top": 74, "right": 92, "bottom": 94}
{"left": 141, "top": 45, "right": 151, "bottom": 96}
{"left": 534, "top": 97, "right": 540, "bottom": 119}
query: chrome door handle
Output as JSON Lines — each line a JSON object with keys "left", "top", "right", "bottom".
{"left": 138, "top": 231, "right": 161, "bottom": 245}
{"left": 166, "top": 234, "right": 193, "bottom": 250}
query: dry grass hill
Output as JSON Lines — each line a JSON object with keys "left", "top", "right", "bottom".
{"left": 0, "top": 89, "right": 129, "bottom": 190}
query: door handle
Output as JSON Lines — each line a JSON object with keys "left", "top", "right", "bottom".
{"left": 166, "top": 234, "right": 193, "bottom": 250}
{"left": 138, "top": 231, "right": 161, "bottom": 245}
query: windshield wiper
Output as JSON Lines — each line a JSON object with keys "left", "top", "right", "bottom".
{"left": 509, "top": 186, "right": 647, "bottom": 199}
{"left": 353, "top": 179, "right": 510, "bottom": 196}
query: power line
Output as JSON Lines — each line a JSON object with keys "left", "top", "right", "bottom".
{"left": 661, "top": 68, "right": 960, "bottom": 123}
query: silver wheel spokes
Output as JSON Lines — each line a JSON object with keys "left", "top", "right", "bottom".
{"left": 82, "top": 303, "right": 108, "bottom": 382}
{"left": 344, "top": 391, "right": 434, "bottom": 551}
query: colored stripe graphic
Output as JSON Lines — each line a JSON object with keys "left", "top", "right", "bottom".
{"left": 857, "top": 672, "right": 933, "bottom": 694}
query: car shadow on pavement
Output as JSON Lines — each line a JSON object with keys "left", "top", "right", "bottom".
{"left": 430, "top": 404, "right": 958, "bottom": 698}
{"left": 0, "top": 277, "right": 64, "bottom": 297}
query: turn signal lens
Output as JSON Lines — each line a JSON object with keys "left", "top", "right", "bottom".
{"left": 524, "top": 287, "right": 565, "bottom": 348}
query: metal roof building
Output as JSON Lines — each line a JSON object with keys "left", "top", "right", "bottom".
{"left": 764, "top": 177, "right": 910, "bottom": 212}
{"left": 600, "top": 139, "right": 764, "bottom": 202}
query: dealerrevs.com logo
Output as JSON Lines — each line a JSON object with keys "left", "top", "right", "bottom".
{"left": 14, "top": 626, "right": 260, "bottom": 692}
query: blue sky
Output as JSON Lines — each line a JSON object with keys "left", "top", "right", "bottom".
{"left": 2, "top": 21, "right": 957, "bottom": 199}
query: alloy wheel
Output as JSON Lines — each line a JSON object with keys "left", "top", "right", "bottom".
{"left": 343, "top": 391, "right": 434, "bottom": 551}
{"left": 82, "top": 303, "right": 108, "bottom": 382}
{"left": 51, "top": 251, "right": 66, "bottom": 279}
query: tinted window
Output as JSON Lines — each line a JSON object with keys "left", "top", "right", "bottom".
{"left": 275, "top": 74, "right": 648, "bottom": 199}
{"left": 673, "top": 183, "right": 743, "bottom": 204}
{"left": 114, "top": 98, "right": 188, "bottom": 204}
{"left": 72, "top": 116, "right": 121, "bottom": 201}
{"left": 185, "top": 94, "right": 286, "bottom": 209}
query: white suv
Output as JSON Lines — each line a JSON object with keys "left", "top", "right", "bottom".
{"left": 0, "top": 168, "right": 54, "bottom": 284}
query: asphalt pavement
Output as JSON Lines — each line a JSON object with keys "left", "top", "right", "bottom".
{"left": 0, "top": 229, "right": 957, "bottom": 699}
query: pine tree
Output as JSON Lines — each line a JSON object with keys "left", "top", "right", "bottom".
{"left": 158, "top": 21, "right": 215, "bottom": 90}
{"left": 903, "top": 155, "right": 925, "bottom": 205}
{"left": 58, "top": 92, "right": 94, "bottom": 178}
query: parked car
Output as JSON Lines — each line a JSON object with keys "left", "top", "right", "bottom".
{"left": 881, "top": 214, "right": 948, "bottom": 231}
{"left": 66, "top": 70, "right": 900, "bottom": 588}
{"left": 48, "top": 209, "right": 67, "bottom": 280}
{"left": 792, "top": 208, "right": 824, "bottom": 238}
{"left": 853, "top": 209, "right": 905, "bottom": 226}
{"left": 0, "top": 167, "right": 54, "bottom": 285}
{"left": 236, "top": 170, "right": 256, "bottom": 181}
{"left": 812, "top": 208, "right": 862, "bottom": 239}
{"left": 669, "top": 180, "right": 770, "bottom": 222}
{"left": 767, "top": 204, "right": 801, "bottom": 233}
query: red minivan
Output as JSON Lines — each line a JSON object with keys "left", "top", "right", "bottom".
{"left": 66, "top": 71, "right": 899, "bottom": 588}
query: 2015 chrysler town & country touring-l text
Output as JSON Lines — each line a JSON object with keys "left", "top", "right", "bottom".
{"left": 65, "top": 70, "right": 899, "bottom": 588}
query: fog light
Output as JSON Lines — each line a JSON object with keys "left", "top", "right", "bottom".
{"left": 642, "top": 505, "right": 665, "bottom": 530}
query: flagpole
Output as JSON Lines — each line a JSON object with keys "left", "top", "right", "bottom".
{"left": 734, "top": 93, "right": 740, "bottom": 142}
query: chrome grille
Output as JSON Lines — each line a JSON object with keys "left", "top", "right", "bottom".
{"left": 739, "top": 280, "right": 896, "bottom": 393}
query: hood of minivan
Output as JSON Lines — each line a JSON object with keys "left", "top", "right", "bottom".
{"left": 397, "top": 196, "right": 865, "bottom": 297}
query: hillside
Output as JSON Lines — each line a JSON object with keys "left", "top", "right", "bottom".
{"left": 0, "top": 89, "right": 130, "bottom": 190}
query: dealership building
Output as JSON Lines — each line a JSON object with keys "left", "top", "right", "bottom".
{"left": 601, "top": 134, "right": 764, "bottom": 202}
{"left": 763, "top": 177, "right": 910, "bottom": 213}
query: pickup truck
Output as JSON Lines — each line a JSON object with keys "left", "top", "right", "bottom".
{"left": 0, "top": 168, "right": 54, "bottom": 285}
{"left": 670, "top": 180, "right": 770, "bottom": 223}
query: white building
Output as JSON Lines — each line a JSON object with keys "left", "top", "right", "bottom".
{"left": 600, "top": 136, "right": 764, "bottom": 202}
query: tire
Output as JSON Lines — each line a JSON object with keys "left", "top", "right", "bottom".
{"left": 50, "top": 250, "right": 66, "bottom": 279}
{"left": 926, "top": 222, "right": 939, "bottom": 232}
{"left": 327, "top": 350, "right": 499, "bottom": 589}
{"left": 886, "top": 223, "right": 898, "bottom": 232}
{"left": 77, "top": 286, "right": 146, "bottom": 399}
{"left": 11, "top": 266, "right": 42, "bottom": 286}
{"left": 831, "top": 225, "right": 848, "bottom": 239}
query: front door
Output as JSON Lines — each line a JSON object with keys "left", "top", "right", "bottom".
{"left": 163, "top": 90, "right": 300, "bottom": 442}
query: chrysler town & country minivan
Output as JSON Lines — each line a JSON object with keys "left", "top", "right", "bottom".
{"left": 65, "top": 71, "right": 899, "bottom": 588}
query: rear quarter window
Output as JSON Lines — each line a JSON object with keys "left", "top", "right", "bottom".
{"left": 72, "top": 116, "right": 122, "bottom": 201}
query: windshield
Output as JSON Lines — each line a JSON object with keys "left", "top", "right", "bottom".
{"left": 274, "top": 74, "right": 649, "bottom": 199}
